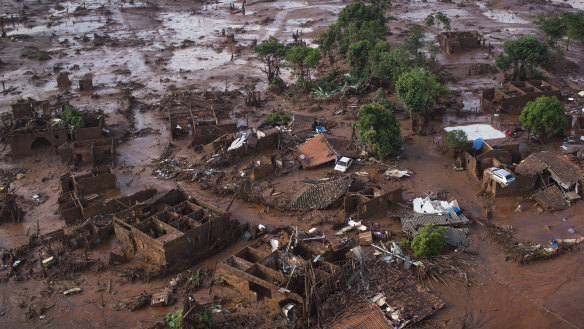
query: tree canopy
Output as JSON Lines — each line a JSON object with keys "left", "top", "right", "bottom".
{"left": 444, "top": 129, "right": 468, "bottom": 150}
{"left": 535, "top": 11, "right": 584, "bottom": 50}
{"left": 254, "top": 41, "right": 287, "bottom": 83}
{"left": 318, "top": 1, "right": 388, "bottom": 57}
{"left": 519, "top": 96, "right": 568, "bottom": 138}
{"left": 495, "top": 35, "right": 551, "bottom": 80}
{"left": 356, "top": 101, "right": 401, "bottom": 159}
{"left": 411, "top": 223, "right": 446, "bottom": 259}
{"left": 396, "top": 68, "right": 443, "bottom": 116}
{"left": 254, "top": 40, "right": 286, "bottom": 58}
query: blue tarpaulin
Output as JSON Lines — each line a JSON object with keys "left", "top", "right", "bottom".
{"left": 316, "top": 126, "right": 326, "bottom": 133}
{"left": 472, "top": 138, "right": 483, "bottom": 150}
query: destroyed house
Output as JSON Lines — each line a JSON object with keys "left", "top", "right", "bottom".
{"left": 114, "top": 189, "right": 237, "bottom": 270}
{"left": 217, "top": 227, "right": 352, "bottom": 316}
{"left": 58, "top": 166, "right": 120, "bottom": 224}
{"left": 481, "top": 80, "right": 561, "bottom": 114}
{"left": 201, "top": 128, "right": 280, "bottom": 157}
{"left": 438, "top": 31, "right": 482, "bottom": 54}
{"left": 345, "top": 187, "right": 403, "bottom": 220}
{"left": 455, "top": 137, "right": 535, "bottom": 197}
{"left": 297, "top": 134, "right": 337, "bottom": 169}
{"left": 515, "top": 152, "right": 583, "bottom": 208}
{"left": 3, "top": 105, "right": 106, "bottom": 158}
{"left": 58, "top": 138, "right": 115, "bottom": 168}
{"left": 164, "top": 96, "right": 237, "bottom": 144}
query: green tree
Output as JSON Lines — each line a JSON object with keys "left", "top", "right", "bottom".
{"left": 534, "top": 13, "right": 566, "bottom": 48}
{"left": 403, "top": 24, "right": 425, "bottom": 59}
{"left": 318, "top": 24, "right": 341, "bottom": 67}
{"left": 519, "top": 96, "right": 568, "bottom": 138}
{"left": 254, "top": 40, "right": 287, "bottom": 83}
{"left": 320, "top": 2, "right": 388, "bottom": 57}
{"left": 356, "top": 101, "right": 401, "bottom": 159}
{"left": 495, "top": 35, "right": 551, "bottom": 81}
{"left": 425, "top": 14, "right": 435, "bottom": 28}
{"left": 444, "top": 129, "right": 468, "bottom": 152}
{"left": 286, "top": 46, "right": 321, "bottom": 84}
{"left": 435, "top": 12, "right": 451, "bottom": 30}
{"left": 560, "top": 11, "right": 584, "bottom": 51}
{"left": 411, "top": 223, "right": 447, "bottom": 259}
{"left": 395, "top": 68, "right": 446, "bottom": 133}
{"left": 347, "top": 40, "right": 373, "bottom": 75}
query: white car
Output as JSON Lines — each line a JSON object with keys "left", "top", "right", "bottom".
{"left": 334, "top": 157, "right": 353, "bottom": 173}
{"left": 489, "top": 167, "right": 516, "bottom": 186}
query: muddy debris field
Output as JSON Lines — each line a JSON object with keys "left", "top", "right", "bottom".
{"left": 2, "top": 0, "right": 584, "bottom": 328}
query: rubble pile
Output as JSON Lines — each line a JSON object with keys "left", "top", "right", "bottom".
{"left": 487, "top": 223, "right": 582, "bottom": 264}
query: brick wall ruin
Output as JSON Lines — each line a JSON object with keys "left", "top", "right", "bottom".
{"left": 113, "top": 190, "right": 239, "bottom": 271}
{"left": 481, "top": 80, "right": 561, "bottom": 114}
{"left": 438, "top": 31, "right": 482, "bottom": 55}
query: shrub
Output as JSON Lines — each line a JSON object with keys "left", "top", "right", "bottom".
{"left": 62, "top": 105, "right": 85, "bottom": 130}
{"left": 165, "top": 310, "right": 183, "bottom": 329}
{"left": 268, "top": 77, "right": 285, "bottom": 93}
{"left": 265, "top": 111, "right": 291, "bottom": 125}
{"left": 444, "top": 129, "right": 467, "bottom": 150}
{"left": 199, "top": 309, "right": 213, "bottom": 328}
{"left": 188, "top": 269, "right": 204, "bottom": 288}
{"left": 25, "top": 50, "right": 51, "bottom": 60}
{"left": 410, "top": 223, "right": 446, "bottom": 259}
{"left": 399, "top": 238, "right": 410, "bottom": 250}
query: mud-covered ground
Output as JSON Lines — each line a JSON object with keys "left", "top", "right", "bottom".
{"left": 2, "top": 0, "right": 584, "bottom": 328}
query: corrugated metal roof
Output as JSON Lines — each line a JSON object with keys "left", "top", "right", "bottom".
{"left": 297, "top": 134, "right": 337, "bottom": 168}
{"left": 400, "top": 213, "right": 469, "bottom": 234}
{"left": 445, "top": 228, "right": 469, "bottom": 248}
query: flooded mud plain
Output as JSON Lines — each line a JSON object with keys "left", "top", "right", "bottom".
{"left": 1, "top": 0, "right": 584, "bottom": 328}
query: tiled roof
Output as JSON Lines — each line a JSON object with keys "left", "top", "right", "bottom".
{"left": 516, "top": 151, "right": 582, "bottom": 188}
{"left": 533, "top": 185, "right": 569, "bottom": 211}
{"left": 297, "top": 134, "right": 337, "bottom": 168}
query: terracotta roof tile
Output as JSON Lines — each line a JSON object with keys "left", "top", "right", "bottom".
{"left": 297, "top": 134, "right": 337, "bottom": 168}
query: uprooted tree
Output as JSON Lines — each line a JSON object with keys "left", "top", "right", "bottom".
{"left": 495, "top": 35, "right": 551, "bottom": 81}
{"left": 519, "top": 95, "right": 568, "bottom": 139}
{"left": 395, "top": 68, "right": 446, "bottom": 134}
{"left": 356, "top": 101, "right": 401, "bottom": 159}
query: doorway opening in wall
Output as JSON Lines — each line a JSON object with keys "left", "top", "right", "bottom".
{"left": 30, "top": 137, "right": 53, "bottom": 152}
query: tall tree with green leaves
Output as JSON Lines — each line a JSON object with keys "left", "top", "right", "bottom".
{"left": 347, "top": 40, "right": 373, "bottom": 76}
{"left": 318, "top": 1, "right": 388, "bottom": 58}
{"left": 395, "top": 68, "right": 446, "bottom": 133}
{"left": 560, "top": 11, "right": 584, "bottom": 51}
{"left": 356, "top": 101, "right": 401, "bottom": 159}
{"left": 254, "top": 40, "right": 287, "bottom": 83}
{"left": 495, "top": 35, "right": 551, "bottom": 81}
{"left": 534, "top": 13, "right": 566, "bottom": 48}
{"left": 435, "top": 12, "right": 451, "bottom": 30}
{"left": 519, "top": 96, "right": 568, "bottom": 139}
{"left": 286, "top": 45, "right": 321, "bottom": 85}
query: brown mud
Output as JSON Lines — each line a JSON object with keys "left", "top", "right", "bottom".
{"left": 1, "top": 0, "right": 584, "bottom": 328}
